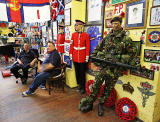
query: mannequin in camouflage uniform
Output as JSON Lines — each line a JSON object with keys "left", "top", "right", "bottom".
{"left": 79, "top": 16, "right": 139, "bottom": 116}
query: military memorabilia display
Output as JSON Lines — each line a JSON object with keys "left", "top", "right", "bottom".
{"left": 146, "top": 29, "right": 160, "bottom": 46}
{"left": 125, "top": 0, "right": 148, "bottom": 29}
{"left": 105, "top": 9, "right": 114, "bottom": 19}
{"left": 153, "top": 0, "right": 160, "bottom": 6}
{"left": 63, "top": 55, "right": 72, "bottom": 69}
{"left": 65, "top": 0, "right": 71, "bottom": 4}
{"left": 64, "top": 8, "right": 71, "bottom": 26}
{"left": 130, "top": 68, "right": 154, "bottom": 80}
{"left": 122, "top": 82, "right": 134, "bottom": 94}
{"left": 150, "top": 6, "right": 160, "bottom": 26}
{"left": 144, "top": 49, "right": 160, "bottom": 64}
{"left": 52, "top": 21, "right": 58, "bottom": 40}
{"left": 137, "top": 82, "right": 155, "bottom": 107}
{"left": 112, "top": 0, "right": 125, "bottom": 4}
{"left": 105, "top": 19, "right": 112, "bottom": 28}
{"left": 115, "top": 97, "right": 137, "bottom": 121}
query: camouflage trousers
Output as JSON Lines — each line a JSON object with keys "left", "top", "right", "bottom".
{"left": 86, "top": 67, "right": 122, "bottom": 104}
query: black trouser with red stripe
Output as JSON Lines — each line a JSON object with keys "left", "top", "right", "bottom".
{"left": 74, "top": 62, "right": 87, "bottom": 90}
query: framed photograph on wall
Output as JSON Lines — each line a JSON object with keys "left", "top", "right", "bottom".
{"left": 65, "top": 0, "right": 71, "bottom": 4}
{"left": 105, "top": 9, "right": 114, "bottom": 19}
{"left": 144, "top": 49, "right": 160, "bottom": 64}
{"left": 64, "top": 8, "right": 71, "bottom": 26}
{"left": 153, "top": 0, "right": 160, "bottom": 6}
{"left": 86, "top": 0, "right": 104, "bottom": 25}
{"left": 105, "top": 19, "right": 112, "bottom": 28}
{"left": 150, "top": 6, "right": 160, "bottom": 26}
{"left": 53, "top": 21, "right": 58, "bottom": 40}
{"left": 125, "top": 0, "right": 148, "bottom": 29}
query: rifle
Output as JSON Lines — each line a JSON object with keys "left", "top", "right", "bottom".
{"left": 89, "top": 57, "right": 139, "bottom": 70}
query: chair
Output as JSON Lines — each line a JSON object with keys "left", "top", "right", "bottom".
{"left": 47, "top": 63, "right": 66, "bottom": 95}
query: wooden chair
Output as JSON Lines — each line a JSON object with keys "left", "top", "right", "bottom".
{"left": 47, "top": 63, "right": 66, "bottom": 95}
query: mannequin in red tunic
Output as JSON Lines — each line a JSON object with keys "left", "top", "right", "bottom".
{"left": 56, "top": 25, "right": 65, "bottom": 63}
{"left": 69, "top": 20, "right": 90, "bottom": 94}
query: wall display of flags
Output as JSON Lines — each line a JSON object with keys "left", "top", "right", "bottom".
{"left": 0, "top": 0, "right": 51, "bottom": 23}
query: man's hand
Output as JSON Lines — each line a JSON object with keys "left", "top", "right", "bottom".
{"left": 30, "top": 58, "right": 38, "bottom": 67}
{"left": 17, "top": 58, "right": 23, "bottom": 65}
{"left": 69, "top": 54, "right": 72, "bottom": 60}
{"left": 85, "top": 56, "right": 89, "bottom": 62}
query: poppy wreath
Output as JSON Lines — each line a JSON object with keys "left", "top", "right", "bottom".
{"left": 85, "top": 80, "right": 94, "bottom": 96}
{"left": 98, "top": 84, "right": 117, "bottom": 107}
{"left": 115, "top": 97, "right": 137, "bottom": 121}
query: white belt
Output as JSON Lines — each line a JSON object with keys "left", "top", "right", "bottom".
{"left": 58, "top": 44, "right": 64, "bottom": 46}
{"left": 74, "top": 47, "right": 86, "bottom": 50}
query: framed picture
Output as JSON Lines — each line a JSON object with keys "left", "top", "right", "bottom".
{"left": 105, "top": 10, "right": 114, "bottom": 19}
{"left": 150, "top": 6, "right": 160, "bottom": 26}
{"left": 130, "top": 68, "right": 154, "bottom": 80}
{"left": 63, "top": 55, "right": 72, "bottom": 69}
{"left": 146, "top": 28, "right": 160, "bottom": 47}
{"left": 86, "top": 0, "right": 104, "bottom": 25}
{"left": 64, "top": 8, "right": 71, "bottom": 26}
{"left": 153, "top": 0, "right": 160, "bottom": 6}
{"left": 65, "top": 0, "right": 71, "bottom": 4}
{"left": 105, "top": 19, "right": 112, "bottom": 28}
{"left": 52, "top": 21, "right": 58, "bottom": 40}
{"left": 125, "top": 0, "right": 148, "bottom": 29}
{"left": 144, "top": 49, "right": 160, "bottom": 64}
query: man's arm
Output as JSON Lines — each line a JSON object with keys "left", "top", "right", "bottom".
{"left": 30, "top": 58, "right": 38, "bottom": 67}
{"left": 17, "top": 58, "right": 23, "bottom": 65}
{"left": 40, "top": 63, "right": 55, "bottom": 72}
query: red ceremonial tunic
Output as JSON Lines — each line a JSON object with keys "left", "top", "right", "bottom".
{"left": 69, "top": 32, "right": 90, "bottom": 63}
{"left": 56, "top": 34, "right": 65, "bottom": 53}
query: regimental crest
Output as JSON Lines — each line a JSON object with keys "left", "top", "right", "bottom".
{"left": 137, "top": 82, "right": 155, "bottom": 107}
{"left": 148, "top": 31, "right": 160, "bottom": 43}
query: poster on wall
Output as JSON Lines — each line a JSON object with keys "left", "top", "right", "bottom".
{"left": 146, "top": 28, "right": 160, "bottom": 47}
{"left": 64, "top": 42, "right": 70, "bottom": 55}
{"left": 63, "top": 55, "right": 72, "bottom": 69}
{"left": 105, "top": 19, "right": 112, "bottom": 28}
{"left": 53, "top": 21, "right": 58, "bottom": 40}
{"left": 112, "top": 0, "right": 125, "bottom": 4}
{"left": 150, "top": 6, "right": 160, "bottom": 26}
{"left": 125, "top": 0, "right": 147, "bottom": 29}
{"left": 105, "top": 9, "right": 114, "bottom": 19}
{"left": 84, "top": 25, "right": 102, "bottom": 75}
{"left": 114, "top": 3, "right": 124, "bottom": 16}
{"left": 64, "top": 8, "right": 71, "bottom": 26}
{"left": 42, "top": 26, "right": 47, "bottom": 38}
{"left": 153, "top": 0, "right": 160, "bottom": 6}
{"left": 84, "top": 25, "right": 102, "bottom": 54}
{"left": 87, "top": 0, "right": 102, "bottom": 22}
{"left": 65, "top": 26, "right": 71, "bottom": 40}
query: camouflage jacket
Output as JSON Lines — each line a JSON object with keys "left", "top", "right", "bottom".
{"left": 91, "top": 28, "right": 138, "bottom": 67}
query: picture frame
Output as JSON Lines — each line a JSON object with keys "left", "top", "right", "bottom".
{"left": 130, "top": 68, "right": 154, "bottom": 80}
{"left": 64, "top": 8, "right": 71, "bottom": 26}
{"left": 105, "top": 9, "right": 114, "bottom": 19}
{"left": 146, "top": 28, "right": 160, "bottom": 47}
{"left": 150, "top": 6, "right": 160, "bottom": 26}
{"left": 52, "top": 21, "right": 58, "bottom": 40}
{"left": 86, "top": 0, "right": 104, "bottom": 25}
{"left": 65, "top": 0, "right": 71, "bottom": 4}
{"left": 144, "top": 49, "right": 160, "bottom": 64}
{"left": 125, "top": 0, "right": 148, "bottom": 29}
{"left": 153, "top": 0, "right": 160, "bottom": 6}
{"left": 105, "top": 19, "right": 112, "bottom": 28}
{"left": 63, "top": 55, "right": 72, "bottom": 69}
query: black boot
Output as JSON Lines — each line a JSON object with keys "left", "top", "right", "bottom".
{"left": 98, "top": 103, "right": 104, "bottom": 116}
{"left": 80, "top": 104, "right": 93, "bottom": 113}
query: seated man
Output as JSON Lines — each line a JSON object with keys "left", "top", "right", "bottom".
{"left": 22, "top": 42, "right": 61, "bottom": 97}
{"left": 10, "top": 43, "right": 37, "bottom": 84}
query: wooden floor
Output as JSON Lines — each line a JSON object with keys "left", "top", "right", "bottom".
{"left": 0, "top": 65, "right": 125, "bottom": 122}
